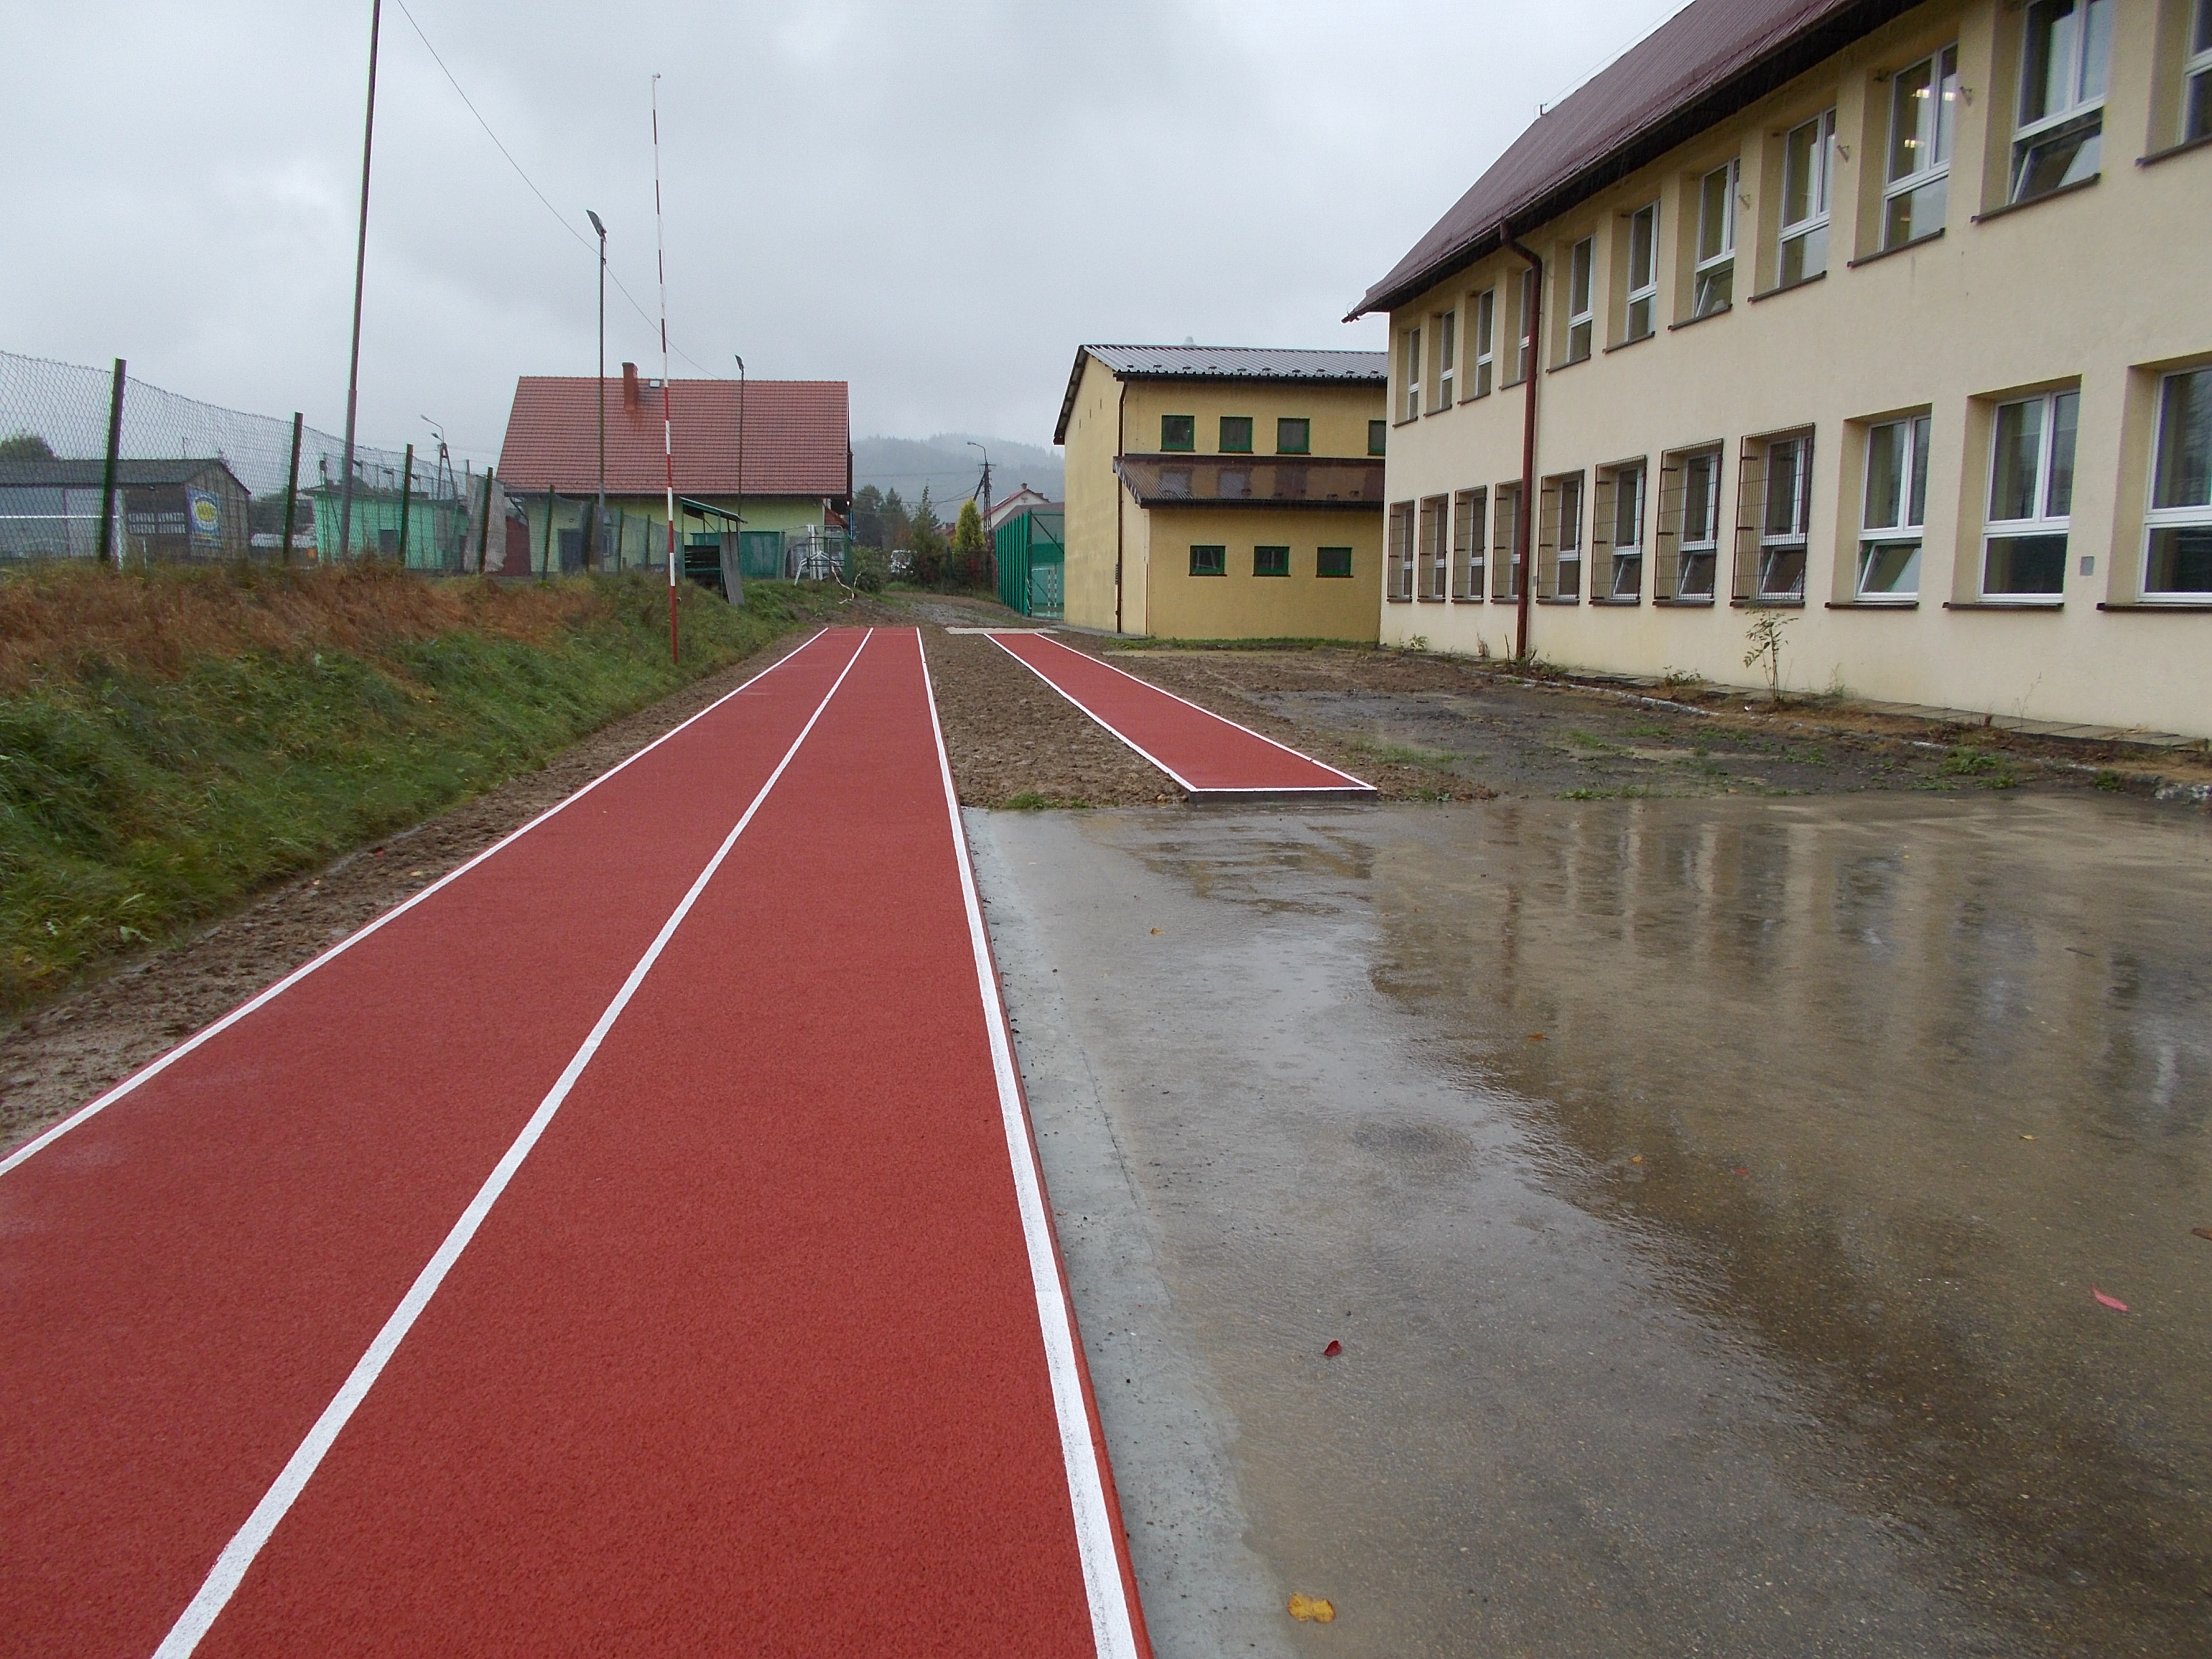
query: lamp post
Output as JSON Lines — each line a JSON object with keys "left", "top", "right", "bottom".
{"left": 586, "top": 209, "right": 607, "bottom": 571}
{"left": 966, "top": 438, "right": 992, "bottom": 587}
{"left": 337, "top": 0, "right": 384, "bottom": 561}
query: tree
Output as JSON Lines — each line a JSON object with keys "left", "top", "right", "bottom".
{"left": 907, "top": 486, "right": 947, "bottom": 586}
{"left": 851, "top": 484, "right": 886, "bottom": 550}
{"left": 951, "top": 498, "right": 989, "bottom": 590}
{"left": 0, "top": 431, "right": 56, "bottom": 461}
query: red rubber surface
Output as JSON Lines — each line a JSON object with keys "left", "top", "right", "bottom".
{"left": 0, "top": 628, "right": 1142, "bottom": 1656}
{"left": 987, "top": 632, "right": 1372, "bottom": 796}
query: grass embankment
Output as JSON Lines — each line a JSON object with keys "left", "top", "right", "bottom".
{"left": 0, "top": 562, "right": 846, "bottom": 1013}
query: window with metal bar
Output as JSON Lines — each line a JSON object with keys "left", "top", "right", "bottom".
{"left": 1387, "top": 501, "right": 1415, "bottom": 600}
{"left": 1607, "top": 462, "right": 1645, "bottom": 598}
{"left": 1553, "top": 474, "right": 1584, "bottom": 598}
{"left": 1418, "top": 495, "right": 1449, "bottom": 600}
{"left": 1755, "top": 434, "right": 1812, "bottom": 600}
{"left": 2143, "top": 367, "right": 2212, "bottom": 599}
{"left": 1674, "top": 448, "right": 1722, "bottom": 597}
{"left": 1885, "top": 46, "right": 1959, "bottom": 247}
{"left": 1452, "top": 487, "right": 1487, "bottom": 600}
{"left": 1984, "top": 390, "right": 2076, "bottom": 596}
{"left": 1492, "top": 484, "right": 1523, "bottom": 600}
{"left": 2011, "top": 0, "right": 2110, "bottom": 203}
{"left": 1778, "top": 108, "right": 1835, "bottom": 285}
{"left": 1858, "top": 414, "right": 1930, "bottom": 598}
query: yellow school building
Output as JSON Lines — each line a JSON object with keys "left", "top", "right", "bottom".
{"left": 1054, "top": 345, "right": 1387, "bottom": 640}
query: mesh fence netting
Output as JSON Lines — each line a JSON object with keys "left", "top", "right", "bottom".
{"left": 0, "top": 348, "right": 479, "bottom": 569}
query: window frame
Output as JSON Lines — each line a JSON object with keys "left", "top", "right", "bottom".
{"left": 1470, "top": 288, "right": 1496, "bottom": 398}
{"left": 1161, "top": 414, "right": 1195, "bottom": 453}
{"left": 1436, "top": 308, "right": 1458, "bottom": 407}
{"left": 1624, "top": 203, "right": 1659, "bottom": 342}
{"left": 1492, "top": 483, "right": 1524, "bottom": 600}
{"left": 1252, "top": 544, "right": 1290, "bottom": 577}
{"left": 1883, "top": 46, "right": 1959, "bottom": 249}
{"left": 1549, "top": 471, "right": 1585, "bottom": 600}
{"left": 1276, "top": 417, "right": 1311, "bottom": 455}
{"left": 1675, "top": 447, "right": 1724, "bottom": 598}
{"left": 1564, "top": 236, "right": 1595, "bottom": 363}
{"left": 1857, "top": 412, "right": 1931, "bottom": 600}
{"left": 1417, "top": 494, "right": 1450, "bottom": 600}
{"left": 1778, "top": 108, "right": 1835, "bottom": 285}
{"left": 2188, "top": 0, "right": 2212, "bottom": 144}
{"left": 1982, "top": 388, "right": 2078, "bottom": 598}
{"left": 1401, "top": 327, "right": 1422, "bottom": 422}
{"left": 1219, "top": 415, "right": 1253, "bottom": 454}
{"left": 1317, "top": 546, "right": 1354, "bottom": 579}
{"left": 1453, "top": 486, "right": 1488, "bottom": 600}
{"left": 1608, "top": 461, "right": 1646, "bottom": 598}
{"left": 1189, "top": 543, "right": 1227, "bottom": 577}
{"left": 2142, "top": 367, "right": 2212, "bottom": 601}
{"left": 2009, "top": 0, "right": 2112, "bottom": 205}
{"left": 1755, "top": 434, "right": 1814, "bottom": 601}
{"left": 1368, "top": 419, "right": 1388, "bottom": 457}
{"left": 1513, "top": 268, "right": 1536, "bottom": 384}
{"left": 1692, "top": 159, "right": 1738, "bottom": 318}
{"left": 1387, "top": 501, "right": 1415, "bottom": 600}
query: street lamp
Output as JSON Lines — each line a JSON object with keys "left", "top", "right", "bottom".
{"left": 586, "top": 209, "right": 607, "bottom": 571}
{"left": 966, "top": 439, "right": 993, "bottom": 586}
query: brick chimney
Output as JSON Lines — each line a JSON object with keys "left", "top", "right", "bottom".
{"left": 621, "top": 361, "right": 640, "bottom": 411}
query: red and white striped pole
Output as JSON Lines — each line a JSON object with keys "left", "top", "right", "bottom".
{"left": 652, "top": 73, "right": 678, "bottom": 665}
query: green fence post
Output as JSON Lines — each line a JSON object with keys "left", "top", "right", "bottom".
{"left": 476, "top": 466, "right": 495, "bottom": 573}
{"left": 397, "top": 443, "right": 413, "bottom": 566}
{"left": 97, "top": 358, "right": 125, "bottom": 568}
{"left": 279, "top": 413, "right": 303, "bottom": 567}
{"left": 541, "top": 487, "right": 554, "bottom": 579}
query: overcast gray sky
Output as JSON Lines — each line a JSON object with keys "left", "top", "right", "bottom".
{"left": 1, "top": 0, "right": 1686, "bottom": 467}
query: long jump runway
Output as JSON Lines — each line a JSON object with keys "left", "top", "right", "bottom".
{"left": 986, "top": 630, "right": 1373, "bottom": 800}
{"left": 0, "top": 627, "right": 1147, "bottom": 1657}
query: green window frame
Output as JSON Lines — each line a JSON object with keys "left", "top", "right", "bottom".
{"left": 1276, "top": 417, "right": 1311, "bottom": 455}
{"left": 1220, "top": 415, "right": 1253, "bottom": 453}
{"left": 1161, "top": 414, "right": 1195, "bottom": 451}
{"left": 1317, "top": 546, "right": 1353, "bottom": 578}
{"left": 1369, "top": 419, "right": 1387, "bottom": 456}
{"left": 1253, "top": 545, "right": 1290, "bottom": 577}
{"left": 1189, "top": 544, "right": 1227, "bottom": 576}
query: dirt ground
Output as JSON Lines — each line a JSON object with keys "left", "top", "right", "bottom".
{"left": 6, "top": 589, "right": 2207, "bottom": 1155}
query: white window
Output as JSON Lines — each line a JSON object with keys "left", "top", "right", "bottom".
{"left": 1401, "top": 327, "right": 1422, "bottom": 422}
{"left": 1678, "top": 449, "right": 1722, "bottom": 596}
{"left": 1758, "top": 435, "right": 1812, "bottom": 600}
{"left": 1387, "top": 501, "right": 1414, "bottom": 600}
{"left": 2189, "top": 0, "right": 2212, "bottom": 144}
{"left": 1554, "top": 474, "right": 1584, "bottom": 598}
{"left": 1693, "top": 159, "right": 1738, "bottom": 317}
{"left": 1779, "top": 108, "right": 1835, "bottom": 285}
{"left": 1624, "top": 203, "right": 1658, "bottom": 341}
{"left": 1565, "top": 237, "right": 1595, "bottom": 363}
{"left": 1984, "top": 390, "right": 2078, "bottom": 596}
{"left": 1514, "top": 269, "right": 1536, "bottom": 383}
{"left": 1453, "top": 487, "right": 1487, "bottom": 599}
{"left": 2012, "top": 0, "right": 2111, "bottom": 203}
{"left": 1436, "top": 309, "right": 1457, "bottom": 407}
{"left": 1883, "top": 46, "right": 1959, "bottom": 249}
{"left": 1858, "top": 413, "right": 1930, "bottom": 598}
{"left": 1418, "top": 495, "right": 1449, "bottom": 599}
{"left": 2144, "top": 367, "right": 2212, "bottom": 599}
{"left": 1471, "top": 289, "right": 1496, "bottom": 398}
{"left": 1610, "top": 462, "right": 1646, "bottom": 598}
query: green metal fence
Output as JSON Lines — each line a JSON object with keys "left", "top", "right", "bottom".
{"left": 994, "top": 508, "right": 1064, "bottom": 618}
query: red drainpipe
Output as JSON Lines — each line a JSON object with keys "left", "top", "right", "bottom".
{"left": 1503, "top": 230, "right": 1542, "bottom": 663}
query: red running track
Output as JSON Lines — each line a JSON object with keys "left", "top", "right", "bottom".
{"left": 986, "top": 631, "right": 1373, "bottom": 799}
{"left": 0, "top": 626, "right": 1146, "bottom": 1658}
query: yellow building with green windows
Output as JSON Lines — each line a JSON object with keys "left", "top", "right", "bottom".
{"left": 1053, "top": 345, "right": 1387, "bottom": 639}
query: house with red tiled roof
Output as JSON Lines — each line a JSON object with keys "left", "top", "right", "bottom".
{"left": 495, "top": 364, "right": 851, "bottom": 579}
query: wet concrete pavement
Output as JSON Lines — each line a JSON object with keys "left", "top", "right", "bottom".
{"left": 967, "top": 794, "right": 2212, "bottom": 1657}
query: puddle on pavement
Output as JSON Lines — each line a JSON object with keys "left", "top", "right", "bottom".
{"left": 1068, "top": 793, "right": 2211, "bottom": 1656}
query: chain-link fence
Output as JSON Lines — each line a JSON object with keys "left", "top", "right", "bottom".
{"left": 0, "top": 348, "right": 480, "bottom": 570}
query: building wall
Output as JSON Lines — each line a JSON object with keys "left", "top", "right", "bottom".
{"left": 1062, "top": 351, "right": 1387, "bottom": 635}
{"left": 1379, "top": 0, "right": 2212, "bottom": 737}
{"left": 1143, "top": 507, "right": 1382, "bottom": 640}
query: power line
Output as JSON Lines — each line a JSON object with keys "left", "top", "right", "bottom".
{"left": 388, "top": 0, "right": 720, "bottom": 379}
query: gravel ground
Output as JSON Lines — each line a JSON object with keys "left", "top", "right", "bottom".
{"left": 7, "top": 591, "right": 2205, "bottom": 1155}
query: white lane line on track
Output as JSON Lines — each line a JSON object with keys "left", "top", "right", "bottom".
{"left": 984, "top": 631, "right": 1373, "bottom": 793}
{"left": 918, "top": 633, "right": 1145, "bottom": 1659}
{"left": 150, "top": 629, "right": 876, "bottom": 1659}
{"left": 0, "top": 627, "right": 845, "bottom": 1182}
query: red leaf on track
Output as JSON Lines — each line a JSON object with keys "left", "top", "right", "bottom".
{"left": 2092, "top": 1287, "right": 2129, "bottom": 1312}
{"left": 1322, "top": 1339, "right": 1343, "bottom": 1357}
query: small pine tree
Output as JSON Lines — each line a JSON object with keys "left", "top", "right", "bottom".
{"left": 951, "top": 499, "right": 988, "bottom": 590}
{"left": 907, "top": 486, "right": 947, "bottom": 586}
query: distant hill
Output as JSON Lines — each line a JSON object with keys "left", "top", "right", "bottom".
{"left": 853, "top": 433, "right": 1063, "bottom": 507}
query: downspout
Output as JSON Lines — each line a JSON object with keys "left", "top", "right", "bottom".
{"left": 1113, "top": 377, "right": 1127, "bottom": 634}
{"left": 1504, "top": 230, "right": 1542, "bottom": 663}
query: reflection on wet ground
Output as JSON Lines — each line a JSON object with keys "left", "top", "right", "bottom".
{"left": 976, "top": 794, "right": 2212, "bottom": 1657}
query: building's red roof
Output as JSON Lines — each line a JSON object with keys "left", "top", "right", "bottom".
{"left": 497, "top": 375, "right": 850, "bottom": 497}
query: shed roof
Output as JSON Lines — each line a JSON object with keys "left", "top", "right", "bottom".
{"left": 0, "top": 457, "right": 249, "bottom": 491}
{"left": 1351, "top": 0, "right": 1914, "bottom": 319}
{"left": 1055, "top": 346, "right": 1388, "bottom": 444}
{"left": 497, "top": 376, "right": 850, "bottom": 497}
{"left": 1113, "top": 455, "right": 1384, "bottom": 510}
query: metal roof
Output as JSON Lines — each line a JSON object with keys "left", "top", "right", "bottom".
{"left": 0, "top": 457, "right": 247, "bottom": 490}
{"left": 1055, "top": 346, "right": 1387, "bottom": 445}
{"left": 1113, "top": 455, "right": 1384, "bottom": 510}
{"left": 1351, "top": 0, "right": 1915, "bottom": 319}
